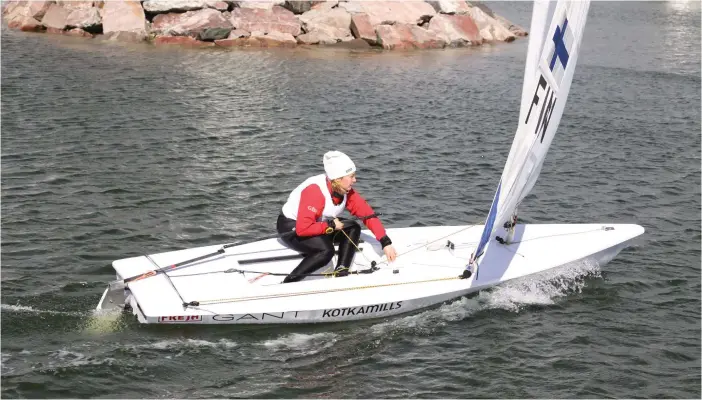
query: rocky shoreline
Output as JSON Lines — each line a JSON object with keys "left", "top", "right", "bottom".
{"left": 3, "top": 1, "right": 527, "bottom": 50}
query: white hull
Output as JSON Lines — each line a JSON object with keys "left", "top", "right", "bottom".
{"left": 97, "top": 223, "right": 644, "bottom": 324}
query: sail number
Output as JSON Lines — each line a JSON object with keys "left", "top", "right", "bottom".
{"left": 525, "top": 75, "right": 557, "bottom": 143}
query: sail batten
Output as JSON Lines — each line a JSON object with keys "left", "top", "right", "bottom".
{"left": 469, "top": 0, "right": 591, "bottom": 272}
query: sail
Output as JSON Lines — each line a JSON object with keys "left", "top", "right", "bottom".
{"left": 470, "top": 0, "right": 591, "bottom": 265}
{"left": 518, "top": 0, "right": 551, "bottom": 126}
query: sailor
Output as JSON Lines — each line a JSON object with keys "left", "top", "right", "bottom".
{"left": 277, "top": 151, "right": 397, "bottom": 283}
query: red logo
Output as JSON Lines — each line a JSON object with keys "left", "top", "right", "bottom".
{"left": 157, "top": 315, "right": 202, "bottom": 323}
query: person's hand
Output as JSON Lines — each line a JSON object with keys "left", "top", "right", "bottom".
{"left": 333, "top": 218, "right": 344, "bottom": 230}
{"left": 383, "top": 245, "right": 397, "bottom": 262}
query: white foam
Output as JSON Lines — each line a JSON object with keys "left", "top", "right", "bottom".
{"left": 147, "top": 338, "right": 238, "bottom": 351}
{"left": 1, "top": 303, "right": 85, "bottom": 317}
{"left": 262, "top": 332, "right": 338, "bottom": 353}
{"left": 371, "top": 260, "right": 600, "bottom": 334}
{"left": 1, "top": 304, "right": 37, "bottom": 312}
{"left": 47, "top": 349, "right": 116, "bottom": 368}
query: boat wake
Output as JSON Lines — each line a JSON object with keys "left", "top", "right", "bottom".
{"left": 370, "top": 259, "right": 601, "bottom": 335}
{"left": 262, "top": 332, "right": 339, "bottom": 356}
{"left": 0, "top": 303, "right": 86, "bottom": 317}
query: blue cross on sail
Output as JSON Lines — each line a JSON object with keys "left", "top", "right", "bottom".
{"left": 467, "top": 0, "right": 591, "bottom": 277}
{"left": 547, "top": 13, "right": 575, "bottom": 89}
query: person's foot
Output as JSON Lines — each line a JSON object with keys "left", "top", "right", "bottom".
{"left": 334, "top": 267, "right": 350, "bottom": 277}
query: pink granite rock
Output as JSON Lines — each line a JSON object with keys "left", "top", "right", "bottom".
{"left": 152, "top": 8, "right": 231, "bottom": 37}
{"left": 297, "top": 27, "right": 351, "bottom": 45}
{"left": 65, "top": 27, "right": 95, "bottom": 37}
{"left": 102, "top": 0, "right": 147, "bottom": 39}
{"left": 339, "top": 1, "right": 435, "bottom": 26}
{"left": 57, "top": 1, "right": 94, "bottom": 10}
{"left": 66, "top": 7, "right": 101, "bottom": 31}
{"left": 427, "top": 13, "right": 481, "bottom": 46}
{"left": 298, "top": 8, "right": 352, "bottom": 42}
{"left": 375, "top": 23, "right": 444, "bottom": 50}
{"left": 250, "top": 30, "right": 296, "bottom": 47}
{"left": 7, "top": 15, "right": 43, "bottom": 32}
{"left": 236, "top": 1, "right": 285, "bottom": 10}
{"left": 427, "top": 0, "right": 471, "bottom": 15}
{"left": 229, "top": 5, "right": 300, "bottom": 36}
{"left": 143, "top": 0, "right": 228, "bottom": 13}
{"left": 350, "top": 13, "right": 375, "bottom": 44}
{"left": 463, "top": 5, "right": 515, "bottom": 42}
{"left": 41, "top": 3, "right": 70, "bottom": 30}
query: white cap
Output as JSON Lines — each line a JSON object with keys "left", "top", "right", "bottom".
{"left": 323, "top": 151, "right": 356, "bottom": 180}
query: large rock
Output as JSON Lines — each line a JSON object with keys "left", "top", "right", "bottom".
{"left": 427, "top": 0, "right": 471, "bottom": 15}
{"left": 350, "top": 13, "right": 375, "bottom": 44}
{"left": 41, "top": 4, "right": 70, "bottom": 29}
{"left": 298, "top": 8, "right": 352, "bottom": 42}
{"left": 250, "top": 30, "right": 296, "bottom": 47}
{"left": 375, "top": 23, "right": 444, "bottom": 50}
{"left": 152, "top": 8, "right": 231, "bottom": 37}
{"left": 325, "top": 37, "right": 370, "bottom": 49}
{"left": 209, "top": 2, "right": 230, "bottom": 11}
{"left": 57, "top": 1, "right": 95, "bottom": 10}
{"left": 229, "top": 5, "right": 300, "bottom": 36}
{"left": 427, "top": 13, "right": 481, "bottom": 46}
{"left": 216, "top": 30, "right": 295, "bottom": 47}
{"left": 339, "top": 1, "right": 435, "bottom": 26}
{"left": 463, "top": 5, "right": 514, "bottom": 42}
{"left": 7, "top": 1, "right": 53, "bottom": 20}
{"left": 66, "top": 7, "right": 102, "bottom": 32}
{"left": 102, "top": 0, "right": 147, "bottom": 39}
{"left": 235, "top": 1, "right": 285, "bottom": 10}
{"left": 2, "top": 1, "right": 23, "bottom": 16}
{"left": 229, "top": 28, "right": 251, "bottom": 37}
{"left": 311, "top": 0, "right": 337, "bottom": 11}
{"left": 299, "top": 7, "right": 350, "bottom": 32}
{"left": 297, "top": 26, "right": 352, "bottom": 44}
{"left": 468, "top": 2, "right": 525, "bottom": 36}
{"left": 283, "top": 0, "right": 312, "bottom": 14}
{"left": 7, "top": 15, "right": 43, "bottom": 32}
{"left": 198, "top": 26, "right": 232, "bottom": 41}
{"left": 102, "top": 31, "right": 146, "bottom": 43}
{"left": 65, "top": 27, "right": 94, "bottom": 37}
{"left": 143, "top": 0, "right": 227, "bottom": 13}
{"left": 3, "top": 0, "right": 52, "bottom": 30}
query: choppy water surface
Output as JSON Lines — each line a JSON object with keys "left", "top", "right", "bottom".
{"left": 2, "top": 1, "right": 700, "bottom": 398}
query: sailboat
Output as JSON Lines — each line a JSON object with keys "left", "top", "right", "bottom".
{"left": 96, "top": 0, "right": 644, "bottom": 324}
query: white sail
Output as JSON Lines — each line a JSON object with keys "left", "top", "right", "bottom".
{"left": 518, "top": 0, "right": 551, "bottom": 127}
{"left": 470, "top": 0, "right": 591, "bottom": 267}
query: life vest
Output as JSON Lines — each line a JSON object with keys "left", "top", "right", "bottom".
{"left": 281, "top": 174, "right": 347, "bottom": 220}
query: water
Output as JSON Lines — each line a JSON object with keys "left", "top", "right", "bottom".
{"left": 2, "top": 1, "right": 700, "bottom": 398}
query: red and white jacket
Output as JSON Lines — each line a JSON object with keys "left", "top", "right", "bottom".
{"left": 281, "top": 174, "right": 388, "bottom": 241}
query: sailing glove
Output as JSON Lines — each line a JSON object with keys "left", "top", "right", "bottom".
{"left": 379, "top": 235, "right": 392, "bottom": 249}
{"left": 324, "top": 219, "right": 335, "bottom": 234}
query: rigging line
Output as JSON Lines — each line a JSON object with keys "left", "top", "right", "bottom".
{"left": 171, "top": 266, "right": 377, "bottom": 279}
{"left": 375, "top": 224, "right": 478, "bottom": 266}
{"left": 404, "top": 262, "right": 470, "bottom": 269}
{"left": 167, "top": 268, "right": 241, "bottom": 278}
{"left": 194, "top": 275, "right": 462, "bottom": 306}
{"left": 145, "top": 254, "right": 188, "bottom": 305}
{"left": 507, "top": 228, "right": 606, "bottom": 244}
{"left": 338, "top": 227, "right": 376, "bottom": 266}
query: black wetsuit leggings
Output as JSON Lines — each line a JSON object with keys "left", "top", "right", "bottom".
{"left": 276, "top": 214, "right": 361, "bottom": 283}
